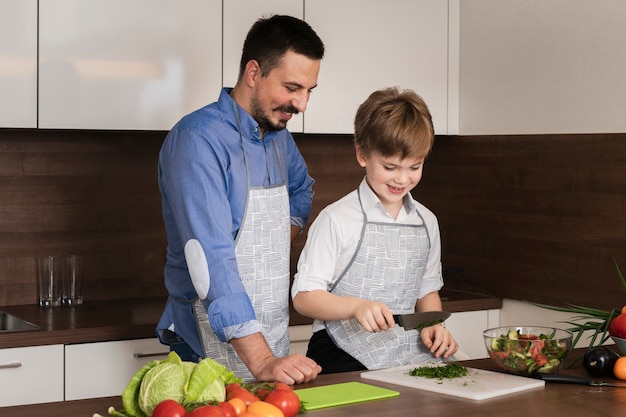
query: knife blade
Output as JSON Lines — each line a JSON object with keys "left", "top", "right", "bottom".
{"left": 534, "top": 372, "right": 626, "bottom": 388}
{"left": 393, "top": 311, "right": 451, "bottom": 330}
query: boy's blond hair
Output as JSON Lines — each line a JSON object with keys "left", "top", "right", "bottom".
{"left": 353, "top": 87, "right": 434, "bottom": 160}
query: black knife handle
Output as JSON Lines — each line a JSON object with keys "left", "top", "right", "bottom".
{"left": 534, "top": 373, "right": 590, "bottom": 385}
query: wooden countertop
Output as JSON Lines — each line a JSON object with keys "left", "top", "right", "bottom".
{"left": 2, "top": 351, "right": 624, "bottom": 417}
{"left": 0, "top": 290, "right": 501, "bottom": 349}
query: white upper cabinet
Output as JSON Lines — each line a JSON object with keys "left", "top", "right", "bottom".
{"left": 0, "top": 0, "right": 37, "bottom": 128}
{"left": 304, "top": 0, "right": 451, "bottom": 134}
{"left": 223, "top": 0, "right": 305, "bottom": 132}
{"left": 459, "top": 0, "right": 626, "bottom": 135}
{"left": 38, "top": 0, "right": 222, "bottom": 130}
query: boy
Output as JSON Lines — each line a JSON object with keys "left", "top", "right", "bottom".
{"left": 292, "top": 87, "right": 458, "bottom": 373}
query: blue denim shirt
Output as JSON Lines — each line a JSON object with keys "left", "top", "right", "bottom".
{"left": 156, "top": 88, "right": 314, "bottom": 357}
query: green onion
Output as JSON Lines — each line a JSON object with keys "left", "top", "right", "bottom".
{"left": 408, "top": 363, "right": 468, "bottom": 379}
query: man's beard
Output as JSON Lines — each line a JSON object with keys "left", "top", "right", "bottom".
{"left": 250, "top": 96, "right": 299, "bottom": 132}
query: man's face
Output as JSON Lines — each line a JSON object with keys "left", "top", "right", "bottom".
{"left": 249, "top": 50, "right": 320, "bottom": 134}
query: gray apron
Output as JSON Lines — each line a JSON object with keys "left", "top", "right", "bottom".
{"left": 325, "top": 188, "right": 439, "bottom": 370}
{"left": 192, "top": 100, "right": 291, "bottom": 380}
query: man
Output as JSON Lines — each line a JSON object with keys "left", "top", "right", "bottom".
{"left": 156, "top": 15, "right": 324, "bottom": 384}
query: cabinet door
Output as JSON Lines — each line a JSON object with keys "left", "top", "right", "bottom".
{"left": 65, "top": 338, "right": 169, "bottom": 400}
{"left": 223, "top": 0, "right": 304, "bottom": 132}
{"left": 0, "top": 0, "right": 37, "bottom": 128}
{"left": 0, "top": 344, "right": 64, "bottom": 407}
{"left": 445, "top": 309, "right": 499, "bottom": 359}
{"left": 39, "top": 0, "right": 222, "bottom": 130}
{"left": 304, "top": 0, "right": 450, "bottom": 134}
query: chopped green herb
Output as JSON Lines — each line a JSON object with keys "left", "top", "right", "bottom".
{"left": 408, "top": 363, "right": 468, "bottom": 379}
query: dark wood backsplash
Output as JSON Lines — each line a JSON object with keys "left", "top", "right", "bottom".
{"left": 1, "top": 130, "right": 625, "bottom": 314}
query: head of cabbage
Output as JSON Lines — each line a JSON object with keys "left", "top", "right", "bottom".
{"left": 118, "top": 351, "right": 240, "bottom": 417}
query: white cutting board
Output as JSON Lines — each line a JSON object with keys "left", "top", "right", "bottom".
{"left": 361, "top": 364, "right": 545, "bottom": 400}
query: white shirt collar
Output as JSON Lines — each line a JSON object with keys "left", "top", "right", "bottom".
{"left": 358, "top": 177, "right": 416, "bottom": 220}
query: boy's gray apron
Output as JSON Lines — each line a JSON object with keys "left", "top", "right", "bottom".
{"left": 325, "top": 188, "right": 441, "bottom": 370}
{"left": 192, "top": 99, "right": 291, "bottom": 380}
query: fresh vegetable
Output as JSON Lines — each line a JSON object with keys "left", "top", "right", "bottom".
{"left": 187, "top": 405, "right": 226, "bottom": 417}
{"left": 613, "top": 356, "right": 626, "bottom": 380}
{"left": 226, "top": 398, "right": 247, "bottom": 415}
{"left": 151, "top": 400, "right": 188, "bottom": 417}
{"left": 582, "top": 346, "right": 618, "bottom": 377}
{"left": 107, "top": 352, "right": 241, "bottom": 417}
{"left": 247, "top": 401, "right": 285, "bottom": 417}
{"left": 263, "top": 389, "right": 300, "bottom": 417}
{"left": 216, "top": 402, "right": 236, "bottom": 417}
{"left": 609, "top": 306, "right": 626, "bottom": 338}
{"left": 226, "top": 387, "right": 259, "bottom": 406}
{"left": 408, "top": 363, "right": 468, "bottom": 379}
{"left": 488, "top": 329, "right": 568, "bottom": 374}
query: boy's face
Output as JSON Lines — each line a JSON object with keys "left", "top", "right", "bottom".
{"left": 356, "top": 146, "right": 424, "bottom": 216}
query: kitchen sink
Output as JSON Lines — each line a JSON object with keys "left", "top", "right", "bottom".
{"left": 0, "top": 311, "right": 40, "bottom": 332}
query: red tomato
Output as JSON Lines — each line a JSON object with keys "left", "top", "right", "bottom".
{"left": 271, "top": 382, "right": 292, "bottom": 392}
{"left": 152, "top": 399, "right": 187, "bottom": 417}
{"left": 217, "top": 402, "right": 236, "bottom": 417}
{"left": 264, "top": 390, "right": 300, "bottom": 417}
{"left": 247, "top": 401, "right": 284, "bottom": 417}
{"left": 226, "top": 382, "right": 242, "bottom": 395}
{"left": 226, "top": 387, "right": 260, "bottom": 406}
{"left": 188, "top": 404, "right": 226, "bottom": 417}
{"left": 609, "top": 310, "right": 626, "bottom": 338}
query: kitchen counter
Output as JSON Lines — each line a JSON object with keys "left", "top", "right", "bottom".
{"left": 2, "top": 351, "right": 624, "bottom": 417}
{"left": 0, "top": 289, "right": 501, "bottom": 349}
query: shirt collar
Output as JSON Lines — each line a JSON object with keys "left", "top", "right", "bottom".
{"left": 358, "top": 176, "right": 415, "bottom": 218}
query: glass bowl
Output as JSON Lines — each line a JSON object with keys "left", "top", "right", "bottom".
{"left": 483, "top": 326, "right": 572, "bottom": 375}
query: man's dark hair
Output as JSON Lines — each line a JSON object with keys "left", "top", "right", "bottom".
{"left": 238, "top": 15, "right": 325, "bottom": 79}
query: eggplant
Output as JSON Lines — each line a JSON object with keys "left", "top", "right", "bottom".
{"left": 582, "top": 346, "right": 619, "bottom": 378}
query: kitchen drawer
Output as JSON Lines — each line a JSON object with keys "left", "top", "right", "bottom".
{"left": 0, "top": 344, "right": 64, "bottom": 406}
{"left": 65, "top": 338, "right": 169, "bottom": 400}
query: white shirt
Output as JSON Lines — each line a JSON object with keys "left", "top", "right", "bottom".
{"left": 292, "top": 177, "right": 444, "bottom": 332}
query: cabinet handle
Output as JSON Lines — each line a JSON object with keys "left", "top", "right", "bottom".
{"left": 133, "top": 352, "right": 169, "bottom": 359}
{"left": 0, "top": 361, "right": 22, "bottom": 369}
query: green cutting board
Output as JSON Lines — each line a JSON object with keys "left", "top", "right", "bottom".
{"left": 293, "top": 381, "right": 400, "bottom": 410}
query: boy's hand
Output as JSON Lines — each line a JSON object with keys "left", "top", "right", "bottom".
{"left": 353, "top": 300, "right": 396, "bottom": 332}
{"left": 420, "top": 324, "right": 458, "bottom": 359}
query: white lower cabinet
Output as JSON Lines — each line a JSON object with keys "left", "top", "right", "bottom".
{"left": 65, "top": 338, "right": 169, "bottom": 400}
{"left": 445, "top": 309, "right": 500, "bottom": 360}
{"left": 0, "top": 344, "right": 64, "bottom": 407}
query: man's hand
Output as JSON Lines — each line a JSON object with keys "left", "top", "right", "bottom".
{"left": 252, "top": 353, "right": 322, "bottom": 384}
{"left": 230, "top": 332, "right": 321, "bottom": 384}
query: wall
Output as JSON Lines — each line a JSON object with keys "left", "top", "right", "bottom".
{"left": 418, "top": 133, "right": 626, "bottom": 312}
{"left": 1, "top": 130, "right": 625, "bottom": 317}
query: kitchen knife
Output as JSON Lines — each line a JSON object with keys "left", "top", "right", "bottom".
{"left": 393, "top": 311, "right": 451, "bottom": 330}
{"left": 533, "top": 372, "right": 626, "bottom": 388}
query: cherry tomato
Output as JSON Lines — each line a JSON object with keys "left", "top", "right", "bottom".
{"left": 227, "top": 398, "right": 247, "bottom": 416}
{"left": 247, "top": 401, "right": 285, "bottom": 417}
{"left": 226, "top": 382, "right": 242, "bottom": 395}
{"left": 271, "top": 382, "right": 292, "bottom": 391}
{"left": 152, "top": 399, "right": 187, "bottom": 417}
{"left": 614, "top": 356, "right": 626, "bottom": 380}
{"left": 263, "top": 390, "right": 300, "bottom": 417}
{"left": 217, "top": 401, "right": 237, "bottom": 417}
{"left": 226, "top": 387, "right": 260, "bottom": 406}
{"left": 188, "top": 404, "right": 226, "bottom": 417}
